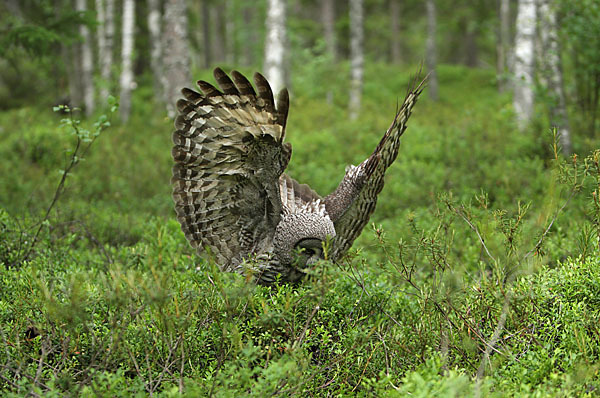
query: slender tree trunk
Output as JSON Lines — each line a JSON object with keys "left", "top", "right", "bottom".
{"left": 390, "top": 0, "right": 402, "bottom": 64}
{"left": 95, "top": 0, "right": 106, "bottom": 101}
{"left": 426, "top": 0, "right": 439, "bottom": 101}
{"left": 76, "top": 0, "right": 94, "bottom": 116}
{"left": 242, "top": 6, "right": 255, "bottom": 67}
{"left": 538, "top": 0, "right": 571, "bottom": 154}
{"left": 264, "top": 0, "right": 287, "bottom": 95}
{"left": 497, "top": 0, "right": 510, "bottom": 92}
{"left": 322, "top": 0, "right": 337, "bottom": 60}
{"left": 210, "top": 3, "right": 226, "bottom": 64}
{"left": 465, "top": 26, "right": 479, "bottom": 67}
{"left": 321, "top": 0, "right": 336, "bottom": 104}
{"left": 100, "top": 0, "right": 115, "bottom": 102}
{"left": 224, "top": 0, "right": 235, "bottom": 64}
{"left": 201, "top": 0, "right": 211, "bottom": 68}
{"left": 513, "top": 0, "right": 536, "bottom": 129}
{"left": 147, "top": 0, "right": 164, "bottom": 102}
{"left": 162, "top": 0, "right": 191, "bottom": 118}
{"left": 64, "top": 44, "right": 82, "bottom": 108}
{"left": 349, "top": 0, "right": 364, "bottom": 120}
{"left": 119, "top": 0, "right": 135, "bottom": 122}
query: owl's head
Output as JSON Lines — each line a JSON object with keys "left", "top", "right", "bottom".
{"left": 272, "top": 211, "right": 336, "bottom": 274}
{"left": 293, "top": 237, "right": 326, "bottom": 268}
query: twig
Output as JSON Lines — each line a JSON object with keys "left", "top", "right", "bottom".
{"left": 19, "top": 105, "right": 111, "bottom": 266}
{"left": 522, "top": 189, "right": 576, "bottom": 261}
{"left": 351, "top": 342, "right": 380, "bottom": 392}
{"left": 454, "top": 205, "right": 497, "bottom": 265}
{"left": 293, "top": 302, "right": 321, "bottom": 349}
{"left": 22, "top": 134, "right": 82, "bottom": 263}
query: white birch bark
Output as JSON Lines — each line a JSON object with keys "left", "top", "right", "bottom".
{"left": 538, "top": 0, "right": 571, "bottom": 154}
{"left": 95, "top": 0, "right": 106, "bottom": 95}
{"left": 147, "top": 0, "right": 163, "bottom": 102}
{"left": 162, "top": 0, "right": 191, "bottom": 118}
{"left": 349, "top": 0, "right": 364, "bottom": 120}
{"left": 513, "top": 0, "right": 536, "bottom": 129}
{"left": 119, "top": 0, "right": 135, "bottom": 122}
{"left": 96, "top": 0, "right": 114, "bottom": 102}
{"left": 426, "top": 0, "right": 439, "bottom": 101}
{"left": 264, "top": 0, "right": 287, "bottom": 96}
{"left": 76, "top": 0, "right": 95, "bottom": 116}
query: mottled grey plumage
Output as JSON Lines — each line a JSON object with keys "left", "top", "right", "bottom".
{"left": 172, "top": 67, "right": 425, "bottom": 284}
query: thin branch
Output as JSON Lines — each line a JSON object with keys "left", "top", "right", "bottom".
{"left": 522, "top": 189, "right": 576, "bottom": 261}
{"left": 454, "top": 205, "right": 498, "bottom": 264}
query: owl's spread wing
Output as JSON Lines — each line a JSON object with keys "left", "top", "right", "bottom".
{"left": 171, "top": 68, "right": 291, "bottom": 268}
{"left": 279, "top": 173, "right": 322, "bottom": 214}
{"left": 326, "top": 75, "right": 427, "bottom": 261}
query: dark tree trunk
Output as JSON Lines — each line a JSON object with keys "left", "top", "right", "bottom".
{"left": 390, "top": 0, "right": 402, "bottom": 64}
{"left": 426, "top": 0, "right": 439, "bottom": 101}
{"left": 210, "top": 3, "right": 226, "bottom": 64}
{"left": 497, "top": 0, "right": 510, "bottom": 92}
{"left": 201, "top": 0, "right": 211, "bottom": 68}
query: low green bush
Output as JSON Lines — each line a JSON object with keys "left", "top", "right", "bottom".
{"left": 1, "top": 65, "right": 599, "bottom": 396}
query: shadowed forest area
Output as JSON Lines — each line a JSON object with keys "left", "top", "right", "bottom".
{"left": 1, "top": 0, "right": 600, "bottom": 396}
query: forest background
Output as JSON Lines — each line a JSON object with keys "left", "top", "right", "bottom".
{"left": 1, "top": 0, "right": 600, "bottom": 396}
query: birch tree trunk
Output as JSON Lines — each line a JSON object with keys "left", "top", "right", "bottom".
{"left": 98, "top": 0, "right": 115, "bottom": 102}
{"left": 497, "top": 0, "right": 510, "bottom": 92}
{"left": 76, "top": 0, "right": 94, "bottom": 116}
{"left": 95, "top": 0, "right": 106, "bottom": 100}
{"left": 349, "top": 0, "right": 364, "bottom": 120}
{"left": 426, "top": 0, "right": 439, "bottom": 101}
{"left": 162, "top": 0, "right": 191, "bottom": 118}
{"left": 538, "top": 0, "right": 571, "bottom": 154}
{"left": 147, "top": 0, "right": 163, "bottom": 102}
{"left": 390, "top": 0, "right": 402, "bottom": 64}
{"left": 119, "top": 0, "right": 135, "bottom": 122}
{"left": 513, "top": 0, "right": 536, "bottom": 129}
{"left": 264, "top": 0, "right": 287, "bottom": 96}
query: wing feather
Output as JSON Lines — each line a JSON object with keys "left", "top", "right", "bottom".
{"left": 327, "top": 74, "right": 427, "bottom": 260}
{"left": 172, "top": 68, "right": 291, "bottom": 268}
{"left": 279, "top": 173, "right": 322, "bottom": 214}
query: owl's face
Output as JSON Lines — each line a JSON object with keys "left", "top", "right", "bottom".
{"left": 268, "top": 212, "right": 335, "bottom": 283}
{"left": 292, "top": 238, "right": 325, "bottom": 269}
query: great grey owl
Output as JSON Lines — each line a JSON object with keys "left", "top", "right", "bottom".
{"left": 172, "top": 68, "right": 425, "bottom": 284}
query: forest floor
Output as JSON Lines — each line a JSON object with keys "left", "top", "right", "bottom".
{"left": 0, "top": 64, "right": 599, "bottom": 396}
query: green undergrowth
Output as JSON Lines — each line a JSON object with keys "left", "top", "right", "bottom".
{"left": 1, "top": 64, "right": 600, "bottom": 395}
{"left": 0, "top": 214, "right": 599, "bottom": 396}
